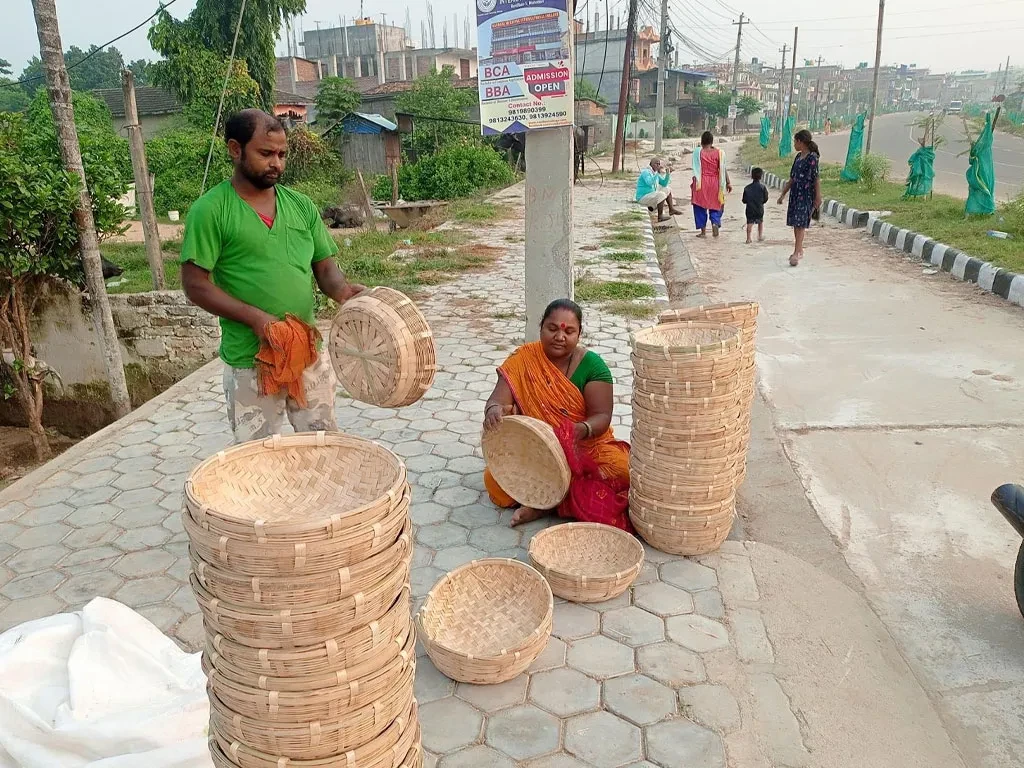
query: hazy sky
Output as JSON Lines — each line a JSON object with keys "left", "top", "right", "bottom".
{"left": 3, "top": 0, "right": 1022, "bottom": 79}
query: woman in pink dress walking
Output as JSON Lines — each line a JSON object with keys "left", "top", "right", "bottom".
{"left": 690, "top": 131, "right": 732, "bottom": 238}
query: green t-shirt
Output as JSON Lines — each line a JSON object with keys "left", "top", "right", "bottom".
{"left": 569, "top": 350, "right": 614, "bottom": 393}
{"left": 180, "top": 180, "right": 339, "bottom": 368}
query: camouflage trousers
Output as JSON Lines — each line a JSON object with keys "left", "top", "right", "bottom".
{"left": 223, "top": 355, "right": 338, "bottom": 444}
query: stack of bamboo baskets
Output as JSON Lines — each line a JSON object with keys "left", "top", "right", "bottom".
{"left": 629, "top": 309, "right": 756, "bottom": 556}
{"left": 182, "top": 433, "right": 421, "bottom": 768}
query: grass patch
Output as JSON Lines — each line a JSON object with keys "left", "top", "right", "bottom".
{"left": 100, "top": 243, "right": 182, "bottom": 294}
{"left": 574, "top": 277, "right": 655, "bottom": 302}
{"left": 605, "top": 300, "right": 657, "bottom": 319}
{"left": 605, "top": 250, "right": 645, "bottom": 262}
{"left": 740, "top": 137, "right": 1024, "bottom": 273}
{"left": 600, "top": 229, "right": 643, "bottom": 248}
{"left": 450, "top": 201, "right": 510, "bottom": 222}
{"left": 609, "top": 210, "right": 645, "bottom": 224}
{"left": 491, "top": 310, "right": 521, "bottom": 320}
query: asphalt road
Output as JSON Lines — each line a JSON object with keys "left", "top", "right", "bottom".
{"left": 816, "top": 112, "right": 1024, "bottom": 201}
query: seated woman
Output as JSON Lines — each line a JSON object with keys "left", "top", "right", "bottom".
{"left": 482, "top": 299, "right": 631, "bottom": 530}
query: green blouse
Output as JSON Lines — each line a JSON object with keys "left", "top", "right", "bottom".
{"left": 568, "top": 350, "right": 614, "bottom": 393}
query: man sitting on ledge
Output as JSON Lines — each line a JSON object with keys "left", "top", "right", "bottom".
{"left": 635, "top": 158, "right": 682, "bottom": 222}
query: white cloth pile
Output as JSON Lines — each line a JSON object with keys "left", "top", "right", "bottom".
{"left": 0, "top": 598, "right": 212, "bottom": 768}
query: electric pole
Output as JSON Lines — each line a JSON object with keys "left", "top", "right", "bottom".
{"left": 865, "top": 0, "right": 885, "bottom": 154}
{"left": 775, "top": 44, "right": 787, "bottom": 137}
{"left": 812, "top": 55, "right": 823, "bottom": 126}
{"left": 612, "top": 0, "right": 639, "bottom": 172}
{"left": 730, "top": 13, "right": 745, "bottom": 135}
{"left": 787, "top": 27, "right": 798, "bottom": 125}
{"left": 1003, "top": 56, "right": 1011, "bottom": 94}
{"left": 122, "top": 69, "right": 164, "bottom": 291}
{"left": 654, "top": 0, "right": 669, "bottom": 152}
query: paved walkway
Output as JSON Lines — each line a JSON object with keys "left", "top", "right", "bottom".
{"left": 0, "top": 169, "right": 803, "bottom": 767}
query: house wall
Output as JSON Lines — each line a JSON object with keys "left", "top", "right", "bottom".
{"left": 109, "top": 113, "right": 179, "bottom": 140}
{"left": 342, "top": 133, "right": 389, "bottom": 175}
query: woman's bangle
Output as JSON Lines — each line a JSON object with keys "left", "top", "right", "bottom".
{"left": 486, "top": 403, "right": 503, "bottom": 414}
{"left": 581, "top": 420, "right": 593, "bottom": 438}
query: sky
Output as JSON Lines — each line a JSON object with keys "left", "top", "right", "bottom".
{"left": 3, "top": 0, "right": 1023, "bottom": 80}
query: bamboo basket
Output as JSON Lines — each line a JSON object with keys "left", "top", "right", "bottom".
{"left": 629, "top": 494, "right": 734, "bottom": 524}
{"left": 629, "top": 511, "right": 734, "bottom": 556}
{"left": 328, "top": 286, "right": 437, "bottom": 408}
{"left": 184, "top": 433, "right": 407, "bottom": 542}
{"left": 633, "top": 371, "right": 745, "bottom": 398}
{"left": 183, "top": 490, "right": 410, "bottom": 577}
{"left": 211, "top": 700, "right": 419, "bottom": 768}
{"left": 528, "top": 523, "right": 644, "bottom": 603}
{"left": 417, "top": 558, "right": 553, "bottom": 684}
{"left": 631, "top": 388, "right": 746, "bottom": 416}
{"left": 192, "top": 554, "right": 411, "bottom": 649}
{"left": 631, "top": 472, "right": 735, "bottom": 505}
{"left": 630, "top": 353, "right": 743, "bottom": 383}
{"left": 630, "top": 446, "right": 744, "bottom": 476}
{"left": 631, "top": 321, "right": 741, "bottom": 359}
{"left": 481, "top": 416, "right": 570, "bottom": 510}
{"left": 191, "top": 523, "right": 412, "bottom": 608}
{"left": 207, "top": 588, "right": 411, "bottom": 678}
{"left": 658, "top": 302, "right": 759, "bottom": 330}
{"left": 631, "top": 398, "right": 747, "bottom": 429}
{"left": 629, "top": 428, "right": 744, "bottom": 459}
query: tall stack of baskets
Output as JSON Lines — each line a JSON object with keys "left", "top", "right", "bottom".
{"left": 629, "top": 313, "right": 755, "bottom": 556}
{"left": 182, "top": 433, "right": 421, "bottom": 768}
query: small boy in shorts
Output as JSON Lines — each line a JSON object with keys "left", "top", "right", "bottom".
{"left": 742, "top": 167, "right": 769, "bottom": 243}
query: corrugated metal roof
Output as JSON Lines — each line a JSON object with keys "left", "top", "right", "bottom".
{"left": 91, "top": 86, "right": 181, "bottom": 117}
{"left": 345, "top": 112, "right": 398, "bottom": 132}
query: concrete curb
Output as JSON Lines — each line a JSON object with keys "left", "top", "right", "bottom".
{"left": 642, "top": 217, "right": 669, "bottom": 305}
{"left": 746, "top": 164, "right": 1024, "bottom": 310}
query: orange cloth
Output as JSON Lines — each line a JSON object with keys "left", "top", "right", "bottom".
{"left": 485, "top": 342, "right": 631, "bottom": 529}
{"left": 254, "top": 314, "right": 320, "bottom": 408}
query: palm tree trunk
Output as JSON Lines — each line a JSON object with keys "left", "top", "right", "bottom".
{"left": 31, "top": 0, "right": 131, "bottom": 419}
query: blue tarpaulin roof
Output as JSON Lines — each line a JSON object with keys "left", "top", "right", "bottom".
{"left": 340, "top": 112, "right": 398, "bottom": 134}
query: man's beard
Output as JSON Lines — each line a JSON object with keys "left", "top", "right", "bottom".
{"left": 240, "top": 158, "right": 280, "bottom": 189}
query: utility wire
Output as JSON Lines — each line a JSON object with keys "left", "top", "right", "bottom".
{"left": 201, "top": 0, "right": 249, "bottom": 194}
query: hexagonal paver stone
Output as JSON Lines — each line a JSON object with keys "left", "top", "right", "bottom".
{"left": 449, "top": 504, "right": 499, "bottom": 529}
{"left": 603, "top": 674, "right": 676, "bottom": 726}
{"left": 19, "top": 503, "right": 73, "bottom": 526}
{"left": 666, "top": 615, "right": 730, "bottom": 653}
{"left": 645, "top": 719, "right": 726, "bottom": 768}
{"left": 527, "top": 636, "right": 566, "bottom": 673}
{"left": 0, "top": 595, "right": 65, "bottom": 631}
{"left": 412, "top": 502, "right": 451, "bottom": 527}
{"left": 457, "top": 675, "right": 528, "bottom": 712}
{"left": 13, "top": 522, "right": 71, "bottom": 550}
{"left": 602, "top": 606, "right": 664, "bottom": 647}
{"left": 636, "top": 643, "right": 706, "bottom": 687}
{"left": 114, "top": 550, "right": 175, "bottom": 578}
{"left": 633, "top": 582, "right": 695, "bottom": 617}
{"left": 439, "top": 746, "right": 514, "bottom": 768}
{"left": 434, "top": 487, "right": 481, "bottom": 507}
{"left": 419, "top": 697, "right": 482, "bottom": 754}
{"left": 692, "top": 589, "right": 725, "bottom": 619}
{"left": 415, "top": 658, "right": 455, "bottom": 703}
{"left": 416, "top": 523, "right": 468, "bottom": 550}
{"left": 485, "top": 705, "right": 560, "bottom": 761}
{"left": 6, "top": 545, "right": 68, "bottom": 574}
{"left": 660, "top": 559, "right": 718, "bottom": 591}
{"left": 469, "top": 525, "right": 520, "bottom": 553}
{"left": 566, "top": 635, "right": 634, "bottom": 679}
{"left": 678, "top": 684, "right": 741, "bottom": 732}
{"left": 1, "top": 571, "right": 65, "bottom": 600}
{"left": 113, "top": 470, "right": 162, "bottom": 491}
{"left": 552, "top": 603, "right": 599, "bottom": 640}
{"left": 564, "top": 711, "right": 641, "bottom": 768}
{"left": 114, "top": 576, "right": 177, "bottom": 606}
{"left": 525, "top": 756, "right": 591, "bottom": 768}
{"left": 433, "top": 545, "right": 486, "bottom": 572}
{"left": 529, "top": 667, "right": 600, "bottom": 716}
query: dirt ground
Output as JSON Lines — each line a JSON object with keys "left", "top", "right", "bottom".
{"left": 0, "top": 426, "right": 77, "bottom": 490}
{"left": 109, "top": 220, "right": 184, "bottom": 243}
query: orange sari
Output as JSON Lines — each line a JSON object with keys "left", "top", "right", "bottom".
{"left": 483, "top": 342, "right": 632, "bottom": 531}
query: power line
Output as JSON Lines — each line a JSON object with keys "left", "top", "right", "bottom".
{"left": 3, "top": 0, "right": 181, "bottom": 89}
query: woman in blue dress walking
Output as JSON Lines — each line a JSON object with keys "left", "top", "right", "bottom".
{"left": 777, "top": 129, "right": 822, "bottom": 267}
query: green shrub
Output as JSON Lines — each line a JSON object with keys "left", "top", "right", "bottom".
{"left": 854, "top": 152, "right": 891, "bottom": 192}
{"left": 290, "top": 179, "right": 343, "bottom": 211}
{"left": 146, "top": 127, "right": 231, "bottom": 215}
{"left": 373, "top": 141, "right": 515, "bottom": 201}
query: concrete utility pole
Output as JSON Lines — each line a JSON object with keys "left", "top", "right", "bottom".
{"left": 812, "top": 55, "right": 823, "bottom": 125}
{"left": 775, "top": 44, "right": 787, "bottom": 137}
{"left": 730, "top": 13, "right": 744, "bottom": 135}
{"left": 654, "top": 0, "right": 669, "bottom": 152}
{"left": 1003, "top": 56, "right": 1011, "bottom": 94}
{"left": 523, "top": 8, "right": 575, "bottom": 340}
{"left": 612, "top": 0, "right": 639, "bottom": 172}
{"left": 121, "top": 70, "right": 164, "bottom": 291}
{"left": 787, "top": 27, "right": 798, "bottom": 123}
{"left": 31, "top": 0, "right": 131, "bottom": 419}
{"left": 865, "top": 0, "right": 885, "bottom": 154}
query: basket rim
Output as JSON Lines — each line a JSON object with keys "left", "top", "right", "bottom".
{"left": 527, "top": 522, "right": 644, "bottom": 581}
{"left": 416, "top": 557, "right": 554, "bottom": 661}
{"left": 657, "top": 301, "right": 759, "bottom": 324}
{"left": 481, "top": 415, "right": 570, "bottom": 509}
{"left": 631, "top": 321, "right": 741, "bottom": 355}
{"left": 183, "top": 431, "right": 406, "bottom": 533}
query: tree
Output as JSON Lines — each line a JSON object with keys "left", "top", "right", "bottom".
{"left": 694, "top": 85, "right": 731, "bottom": 127}
{"left": 395, "top": 66, "right": 478, "bottom": 157}
{"left": 0, "top": 58, "right": 11, "bottom": 76}
{"left": 736, "top": 95, "right": 762, "bottom": 118}
{"left": 128, "top": 59, "right": 152, "bottom": 86}
{"left": 575, "top": 77, "right": 607, "bottom": 106}
{"left": 65, "top": 45, "right": 125, "bottom": 91}
{"left": 18, "top": 57, "right": 45, "bottom": 96}
{"left": 0, "top": 81, "right": 30, "bottom": 113}
{"left": 315, "top": 76, "right": 361, "bottom": 124}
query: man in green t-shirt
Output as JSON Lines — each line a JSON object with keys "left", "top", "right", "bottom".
{"left": 181, "top": 109, "right": 364, "bottom": 443}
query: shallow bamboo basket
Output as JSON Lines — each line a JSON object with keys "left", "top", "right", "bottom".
{"left": 481, "top": 416, "right": 570, "bottom": 510}
{"left": 630, "top": 472, "right": 735, "bottom": 505}
{"left": 183, "top": 490, "right": 410, "bottom": 577}
{"left": 631, "top": 388, "right": 746, "bottom": 416}
{"left": 632, "top": 321, "right": 741, "bottom": 359}
{"left": 633, "top": 371, "right": 745, "bottom": 398}
{"left": 191, "top": 522, "right": 412, "bottom": 608}
{"left": 417, "top": 558, "right": 553, "bottom": 684}
{"left": 631, "top": 448, "right": 743, "bottom": 477}
{"left": 211, "top": 700, "right": 419, "bottom": 768}
{"left": 192, "top": 554, "right": 410, "bottom": 649}
{"left": 528, "top": 523, "right": 644, "bottom": 603}
{"left": 207, "top": 588, "right": 411, "bottom": 678}
{"left": 658, "top": 302, "right": 759, "bottom": 330}
{"left": 629, "top": 493, "right": 734, "bottom": 523}
{"left": 630, "top": 511, "right": 734, "bottom": 556}
{"left": 183, "top": 432, "right": 407, "bottom": 542}
{"left": 632, "top": 398, "right": 747, "bottom": 428}
{"left": 628, "top": 427, "right": 744, "bottom": 459}
{"left": 329, "top": 286, "right": 437, "bottom": 408}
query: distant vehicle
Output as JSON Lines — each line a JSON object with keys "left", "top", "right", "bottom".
{"left": 947, "top": 100, "right": 963, "bottom": 114}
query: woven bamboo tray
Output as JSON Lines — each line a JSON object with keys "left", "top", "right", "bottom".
{"left": 629, "top": 353, "right": 744, "bottom": 384}
{"left": 417, "top": 558, "right": 553, "bottom": 684}
{"left": 528, "top": 523, "right": 643, "bottom": 603}
{"left": 658, "top": 301, "right": 759, "bottom": 330}
{"left": 631, "top": 453, "right": 741, "bottom": 484}
{"left": 192, "top": 554, "right": 410, "bottom": 649}
{"left": 184, "top": 432, "right": 407, "bottom": 542}
{"left": 211, "top": 699, "right": 419, "bottom": 768}
{"left": 633, "top": 370, "right": 745, "bottom": 398}
{"left": 329, "top": 286, "right": 437, "bottom": 408}
{"left": 629, "top": 428, "right": 744, "bottom": 459}
{"left": 631, "top": 445, "right": 743, "bottom": 473}
{"left": 631, "top": 472, "right": 735, "bottom": 505}
{"left": 632, "top": 321, "right": 741, "bottom": 358}
{"left": 631, "top": 397, "right": 747, "bottom": 428}
{"left": 205, "top": 627, "right": 414, "bottom": 720}
{"left": 630, "top": 512, "right": 734, "bottom": 556}
{"left": 632, "top": 388, "right": 746, "bottom": 416}
{"left": 191, "top": 522, "right": 411, "bottom": 608}
{"left": 630, "top": 493, "right": 734, "bottom": 523}
{"left": 481, "top": 416, "right": 570, "bottom": 510}
{"left": 183, "top": 489, "right": 410, "bottom": 577}
{"left": 207, "top": 587, "right": 411, "bottom": 679}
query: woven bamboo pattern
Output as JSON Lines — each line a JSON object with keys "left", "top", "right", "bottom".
{"left": 528, "top": 523, "right": 644, "bottom": 603}
{"left": 629, "top": 508, "right": 734, "bottom": 556}
{"left": 416, "top": 558, "right": 553, "bottom": 684}
{"left": 481, "top": 416, "right": 570, "bottom": 510}
{"left": 184, "top": 433, "right": 406, "bottom": 538}
{"left": 329, "top": 286, "right": 437, "bottom": 408}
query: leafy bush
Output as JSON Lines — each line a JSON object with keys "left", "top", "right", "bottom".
{"left": 372, "top": 142, "right": 514, "bottom": 201}
{"left": 854, "top": 152, "right": 891, "bottom": 192}
{"left": 281, "top": 127, "right": 345, "bottom": 186}
{"left": 146, "top": 127, "right": 232, "bottom": 215}
{"left": 289, "top": 179, "right": 343, "bottom": 210}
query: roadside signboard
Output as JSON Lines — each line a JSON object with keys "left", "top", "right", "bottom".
{"left": 476, "top": 0, "right": 575, "bottom": 134}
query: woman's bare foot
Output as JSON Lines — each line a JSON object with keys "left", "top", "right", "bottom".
{"left": 789, "top": 253, "right": 801, "bottom": 267}
{"left": 510, "top": 506, "right": 547, "bottom": 527}
{"left": 712, "top": 224, "right": 720, "bottom": 237}
{"left": 696, "top": 230, "right": 706, "bottom": 238}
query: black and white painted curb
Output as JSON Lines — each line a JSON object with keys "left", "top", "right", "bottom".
{"left": 745, "top": 164, "right": 1024, "bottom": 309}
{"left": 643, "top": 217, "right": 669, "bottom": 304}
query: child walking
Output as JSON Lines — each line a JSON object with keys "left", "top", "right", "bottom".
{"left": 742, "top": 167, "right": 769, "bottom": 244}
